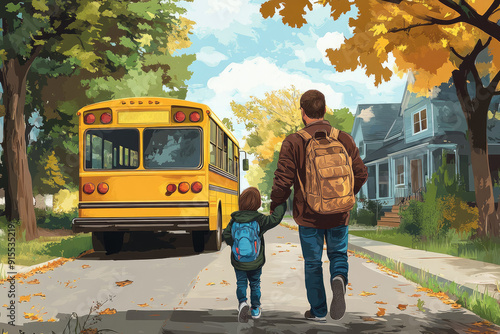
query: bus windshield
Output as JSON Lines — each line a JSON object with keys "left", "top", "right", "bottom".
{"left": 143, "top": 128, "right": 202, "bottom": 169}
{"left": 85, "top": 129, "right": 140, "bottom": 170}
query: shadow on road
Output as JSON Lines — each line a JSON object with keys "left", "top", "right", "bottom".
{"left": 10, "top": 308, "right": 492, "bottom": 334}
{"left": 76, "top": 232, "right": 217, "bottom": 261}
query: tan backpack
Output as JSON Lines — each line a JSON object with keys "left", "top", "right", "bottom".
{"left": 297, "top": 127, "right": 355, "bottom": 214}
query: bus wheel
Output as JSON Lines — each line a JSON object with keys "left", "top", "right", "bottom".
{"left": 205, "top": 208, "right": 222, "bottom": 251}
{"left": 103, "top": 232, "right": 124, "bottom": 255}
{"left": 92, "top": 232, "right": 105, "bottom": 252}
{"left": 192, "top": 231, "right": 205, "bottom": 253}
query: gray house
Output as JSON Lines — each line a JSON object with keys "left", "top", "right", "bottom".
{"left": 351, "top": 80, "right": 500, "bottom": 208}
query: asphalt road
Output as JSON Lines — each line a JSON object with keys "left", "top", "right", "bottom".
{"left": 1, "top": 225, "right": 500, "bottom": 334}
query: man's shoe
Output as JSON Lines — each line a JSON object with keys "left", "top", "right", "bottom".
{"left": 330, "top": 275, "right": 346, "bottom": 320}
{"left": 238, "top": 302, "right": 249, "bottom": 323}
{"left": 251, "top": 307, "right": 261, "bottom": 319}
{"left": 304, "top": 310, "right": 326, "bottom": 323}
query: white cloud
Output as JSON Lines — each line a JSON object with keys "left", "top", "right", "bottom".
{"left": 317, "top": 32, "right": 344, "bottom": 65}
{"left": 183, "top": 0, "right": 262, "bottom": 44}
{"left": 196, "top": 47, "right": 228, "bottom": 67}
{"left": 358, "top": 106, "right": 375, "bottom": 123}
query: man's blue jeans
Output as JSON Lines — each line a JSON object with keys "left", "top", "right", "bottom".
{"left": 299, "top": 224, "right": 349, "bottom": 318}
{"left": 234, "top": 268, "right": 262, "bottom": 309}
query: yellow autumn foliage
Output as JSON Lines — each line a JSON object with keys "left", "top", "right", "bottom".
{"left": 438, "top": 195, "right": 479, "bottom": 235}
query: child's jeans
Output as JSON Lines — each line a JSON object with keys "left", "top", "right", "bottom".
{"left": 234, "top": 268, "right": 262, "bottom": 308}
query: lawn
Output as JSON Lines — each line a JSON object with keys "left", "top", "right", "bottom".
{"left": 0, "top": 233, "right": 92, "bottom": 267}
{"left": 349, "top": 228, "right": 500, "bottom": 266}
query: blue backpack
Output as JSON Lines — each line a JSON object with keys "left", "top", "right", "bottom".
{"left": 231, "top": 220, "right": 261, "bottom": 262}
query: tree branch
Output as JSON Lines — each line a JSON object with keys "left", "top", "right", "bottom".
{"left": 493, "top": 90, "right": 500, "bottom": 95}
{"left": 487, "top": 70, "right": 500, "bottom": 92}
{"left": 484, "top": 0, "right": 500, "bottom": 19}
{"left": 387, "top": 16, "right": 462, "bottom": 33}
{"left": 450, "top": 47, "right": 466, "bottom": 60}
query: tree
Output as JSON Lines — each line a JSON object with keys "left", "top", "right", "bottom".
{"left": 260, "top": 0, "right": 500, "bottom": 237}
{"left": 232, "top": 85, "right": 354, "bottom": 196}
{"left": 0, "top": 0, "right": 193, "bottom": 240}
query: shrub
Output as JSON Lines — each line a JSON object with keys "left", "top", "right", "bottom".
{"left": 363, "top": 199, "right": 383, "bottom": 221}
{"left": 438, "top": 195, "right": 479, "bottom": 236}
{"left": 399, "top": 200, "right": 423, "bottom": 237}
{"left": 357, "top": 209, "right": 376, "bottom": 226}
{"left": 36, "top": 209, "right": 78, "bottom": 230}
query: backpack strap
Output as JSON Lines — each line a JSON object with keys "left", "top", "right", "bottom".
{"left": 329, "top": 127, "right": 340, "bottom": 140}
{"left": 297, "top": 129, "right": 312, "bottom": 141}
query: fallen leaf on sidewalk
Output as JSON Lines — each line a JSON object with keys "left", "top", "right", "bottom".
{"left": 451, "top": 303, "right": 461, "bottom": 309}
{"left": 99, "top": 308, "right": 117, "bottom": 315}
{"left": 33, "top": 293, "right": 45, "bottom": 298}
{"left": 206, "top": 282, "right": 215, "bottom": 286}
{"left": 375, "top": 301, "right": 387, "bottom": 304}
{"left": 286, "top": 242, "right": 291, "bottom": 244}
{"left": 416, "top": 287, "right": 433, "bottom": 293}
{"left": 82, "top": 265, "right": 90, "bottom": 269}
{"left": 471, "top": 321, "right": 492, "bottom": 327}
{"left": 376, "top": 308, "right": 386, "bottom": 317}
{"left": 138, "top": 303, "right": 149, "bottom": 307}
{"left": 409, "top": 294, "right": 421, "bottom": 297}
{"left": 359, "top": 291, "right": 376, "bottom": 297}
{"left": 19, "top": 295, "right": 31, "bottom": 303}
{"left": 272, "top": 253, "right": 277, "bottom": 256}
{"left": 362, "top": 317, "right": 377, "bottom": 321}
{"left": 291, "top": 245, "right": 297, "bottom": 247}
{"left": 367, "top": 260, "right": 372, "bottom": 263}
{"left": 348, "top": 287, "right": 353, "bottom": 291}
{"left": 372, "top": 286, "right": 378, "bottom": 288}
{"left": 273, "top": 281, "right": 284, "bottom": 286}
{"left": 277, "top": 236, "right": 284, "bottom": 239}
{"left": 47, "top": 318, "right": 56, "bottom": 322}
{"left": 116, "top": 280, "right": 133, "bottom": 287}
{"left": 216, "top": 297, "right": 228, "bottom": 301}
{"left": 220, "top": 280, "right": 230, "bottom": 286}
{"left": 465, "top": 329, "right": 480, "bottom": 333}
{"left": 27, "top": 279, "right": 40, "bottom": 284}
{"left": 397, "top": 304, "right": 407, "bottom": 311}
{"left": 348, "top": 293, "right": 353, "bottom": 296}
{"left": 290, "top": 267, "right": 296, "bottom": 270}
{"left": 150, "top": 298, "right": 154, "bottom": 301}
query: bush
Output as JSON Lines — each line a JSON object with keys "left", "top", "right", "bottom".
{"left": 36, "top": 209, "right": 77, "bottom": 230}
{"left": 357, "top": 209, "right": 376, "bottom": 226}
{"left": 399, "top": 200, "right": 423, "bottom": 237}
{"left": 362, "top": 199, "right": 383, "bottom": 221}
{"left": 438, "top": 195, "right": 479, "bottom": 236}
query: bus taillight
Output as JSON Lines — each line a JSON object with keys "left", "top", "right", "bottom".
{"left": 174, "top": 111, "right": 186, "bottom": 123}
{"left": 97, "top": 182, "right": 109, "bottom": 194}
{"left": 178, "top": 182, "right": 190, "bottom": 194}
{"left": 83, "top": 183, "right": 95, "bottom": 194}
{"left": 100, "top": 112, "right": 112, "bottom": 124}
{"left": 191, "top": 182, "right": 203, "bottom": 193}
{"left": 189, "top": 112, "right": 201, "bottom": 122}
{"left": 84, "top": 113, "right": 95, "bottom": 124}
{"left": 166, "top": 184, "right": 177, "bottom": 194}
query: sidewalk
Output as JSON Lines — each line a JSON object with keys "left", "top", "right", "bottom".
{"left": 283, "top": 218, "right": 500, "bottom": 303}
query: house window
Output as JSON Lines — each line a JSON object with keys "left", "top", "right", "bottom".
{"left": 358, "top": 141, "right": 364, "bottom": 156}
{"left": 395, "top": 158, "right": 405, "bottom": 185}
{"left": 379, "top": 163, "right": 389, "bottom": 197}
{"left": 413, "top": 109, "right": 428, "bottom": 134}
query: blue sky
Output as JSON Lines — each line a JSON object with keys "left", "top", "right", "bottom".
{"left": 179, "top": 0, "right": 408, "bottom": 190}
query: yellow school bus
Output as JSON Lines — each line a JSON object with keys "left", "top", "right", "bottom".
{"left": 71, "top": 97, "right": 248, "bottom": 253}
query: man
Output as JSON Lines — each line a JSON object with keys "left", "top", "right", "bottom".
{"left": 270, "top": 89, "right": 368, "bottom": 322}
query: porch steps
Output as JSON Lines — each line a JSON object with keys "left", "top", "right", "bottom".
{"left": 377, "top": 205, "right": 401, "bottom": 227}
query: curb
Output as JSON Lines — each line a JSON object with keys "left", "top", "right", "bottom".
{"left": 16, "top": 257, "right": 64, "bottom": 274}
{"left": 348, "top": 242, "right": 500, "bottom": 306}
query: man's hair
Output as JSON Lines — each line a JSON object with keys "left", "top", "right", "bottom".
{"left": 300, "top": 90, "right": 326, "bottom": 119}
{"left": 239, "top": 187, "right": 261, "bottom": 211}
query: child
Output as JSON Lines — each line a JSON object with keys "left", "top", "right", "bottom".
{"left": 222, "top": 187, "right": 287, "bottom": 323}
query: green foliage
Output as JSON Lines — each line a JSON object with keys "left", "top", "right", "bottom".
{"left": 356, "top": 209, "right": 376, "bottom": 226}
{"left": 360, "top": 198, "right": 383, "bottom": 220}
{"left": 324, "top": 107, "right": 355, "bottom": 133}
{"left": 399, "top": 200, "right": 424, "bottom": 237}
{"left": 222, "top": 118, "right": 235, "bottom": 132}
{"left": 35, "top": 209, "right": 78, "bottom": 230}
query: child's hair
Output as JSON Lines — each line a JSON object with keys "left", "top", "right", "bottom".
{"left": 239, "top": 187, "right": 261, "bottom": 211}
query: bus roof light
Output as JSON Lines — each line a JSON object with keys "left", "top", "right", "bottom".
{"left": 178, "top": 182, "right": 190, "bottom": 194}
{"left": 97, "top": 182, "right": 109, "bottom": 194}
{"left": 138, "top": 101, "right": 143, "bottom": 104}
{"left": 100, "top": 112, "right": 112, "bottom": 124}
{"left": 189, "top": 112, "right": 201, "bottom": 122}
{"left": 84, "top": 113, "right": 95, "bottom": 124}
{"left": 191, "top": 182, "right": 203, "bottom": 193}
{"left": 174, "top": 111, "right": 186, "bottom": 123}
{"left": 130, "top": 101, "right": 135, "bottom": 104}
{"left": 83, "top": 183, "right": 95, "bottom": 194}
{"left": 155, "top": 101, "right": 159, "bottom": 104}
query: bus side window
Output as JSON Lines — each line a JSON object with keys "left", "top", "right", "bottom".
{"left": 210, "top": 119, "right": 217, "bottom": 165}
{"left": 223, "top": 134, "right": 228, "bottom": 172}
{"left": 92, "top": 135, "right": 103, "bottom": 169}
{"left": 217, "top": 126, "right": 223, "bottom": 169}
{"left": 86, "top": 134, "right": 92, "bottom": 169}
{"left": 119, "top": 146, "right": 124, "bottom": 166}
{"left": 113, "top": 148, "right": 117, "bottom": 167}
{"left": 228, "top": 140, "right": 234, "bottom": 175}
{"left": 124, "top": 148, "right": 129, "bottom": 167}
{"left": 104, "top": 140, "right": 113, "bottom": 169}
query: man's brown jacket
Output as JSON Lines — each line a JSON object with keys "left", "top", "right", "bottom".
{"left": 270, "top": 120, "right": 368, "bottom": 229}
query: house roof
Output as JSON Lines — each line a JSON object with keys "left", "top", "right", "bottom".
{"left": 355, "top": 103, "right": 401, "bottom": 142}
{"left": 385, "top": 113, "right": 404, "bottom": 140}
{"left": 364, "top": 131, "right": 469, "bottom": 164}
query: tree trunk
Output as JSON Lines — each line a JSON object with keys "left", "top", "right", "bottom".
{"left": 1, "top": 58, "right": 38, "bottom": 241}
{"left": 452, "top": 69, "right": 500, "bottom": 238}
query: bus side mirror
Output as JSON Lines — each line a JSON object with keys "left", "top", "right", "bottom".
{"left": 243, "top": 158, "right": 249, "bottom": 171}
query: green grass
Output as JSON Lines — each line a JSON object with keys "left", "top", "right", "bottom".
{"left": 350, "top": 229, "right": 500, "bottom": 266}
{"left": 354, "top": 250, "right": 500, "bottom": 325}
{"left": 0, "top": 233, "right": 92, "bottom": 267}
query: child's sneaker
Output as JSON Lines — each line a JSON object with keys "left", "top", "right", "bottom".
{"left": 238, "top": 301, "right": 249, "bottom": 323}
{"left": 330, "top": 275, "right": 346, "bottom": 320}
{"left": 251, "top": 307, "right": 261, "bottom": 319}
{"left": 304, "top": 310, "right": 326, "bottom": 323}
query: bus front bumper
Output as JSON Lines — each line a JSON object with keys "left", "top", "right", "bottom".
{"left": 72, "top": 217, "right": 210, "bottom": 233}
